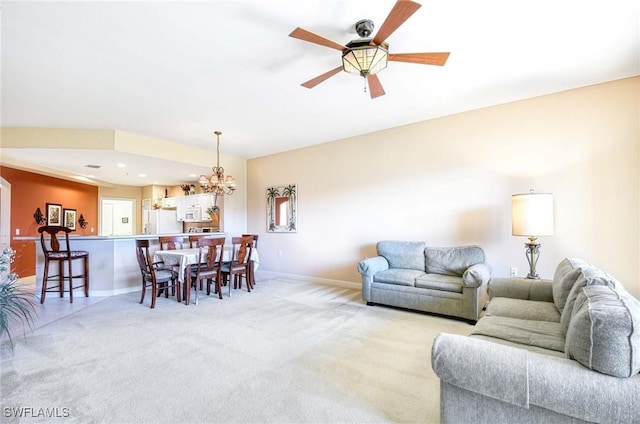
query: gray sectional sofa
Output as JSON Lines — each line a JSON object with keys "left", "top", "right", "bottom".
{"left": 432, "top": 258, "right": 640, "bottom": 423}
{"left": 357, "top": 241, "right": 491, "bottom": 323}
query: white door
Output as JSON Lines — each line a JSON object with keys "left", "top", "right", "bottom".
{"left": 100, "top": 198, "right": 135, "bottom": 236}
{"left": 0, "top": 178, "right": 11, "bottom": 252}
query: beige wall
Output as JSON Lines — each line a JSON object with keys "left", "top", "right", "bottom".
{"left": 247, "top": 77, "right": 640, "bottom": 298}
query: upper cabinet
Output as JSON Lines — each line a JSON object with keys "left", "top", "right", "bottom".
{"left": 162, "top": 197, "right": 178, "bottom": 209}
{"left": 175, "top": 194, "right": 215, "bottom": 222}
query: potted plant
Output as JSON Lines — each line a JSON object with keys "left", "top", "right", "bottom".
{"left": 0, "top": 248, "right": 37, "bottom": 352}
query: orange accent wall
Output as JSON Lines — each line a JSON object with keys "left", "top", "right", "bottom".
{"left": 0, "top": 166, "right": 98, "bottom": 277}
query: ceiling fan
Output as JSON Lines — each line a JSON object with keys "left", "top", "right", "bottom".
{"left": 289, "top": 0, "right": 450, "bottom": 99}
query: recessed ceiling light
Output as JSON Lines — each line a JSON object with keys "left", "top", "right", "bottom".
{"left": 137, "top": 173, "right": 146, "bottom": 178}
{"left": 189, "top": 174, "right": 197, "bottom": 178}
{"left": 117, "top": 163, "right": 126, "bottom": 168}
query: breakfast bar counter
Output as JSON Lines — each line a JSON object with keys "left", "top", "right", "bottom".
{"left": 14, "top": 233, "right": 227, "bottom": 297}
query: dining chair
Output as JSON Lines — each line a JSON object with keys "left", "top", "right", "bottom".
{"left": 221, "top": 235, "right": 254, "bottom": 295}
{"left": 159, "top": 235, "right": 185, "bottom": 251}
{"left": 188, "top": 237, "right": 225, "bottom": 303}
{"left": 188, "top": 234, "right": 205, "bottom": 248}
{"left": 135, "top": 239, "right": 180, "bottom": 308}
{"left": 241, "top": 234, "right": 259, "bottom": 287}
{"left": 38, "top": 225, "right": 90, "bottom": 304}
{"left": 158, "top": 235, "right": 185, "bottom": 295}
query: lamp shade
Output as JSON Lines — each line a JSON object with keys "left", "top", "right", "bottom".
{"left": 512, "top": 192, "right": 554, "bottom": 237}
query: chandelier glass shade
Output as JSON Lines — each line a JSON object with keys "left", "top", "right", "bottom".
{"left": 342, "top": 40, "right": 389, "bottom": 77}
{"left": 198, "top": 131, "right": 236, "bottom": 196}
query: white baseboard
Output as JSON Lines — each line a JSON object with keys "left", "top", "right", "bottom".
{"left": 256, "top": 270, "right": 361, "bottom": 290}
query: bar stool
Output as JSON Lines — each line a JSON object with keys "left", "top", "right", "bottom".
{"left": 38, "top": 225, "right": 89, "bottom": 303}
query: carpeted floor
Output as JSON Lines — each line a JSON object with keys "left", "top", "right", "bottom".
{"left": 0, "top": 279, "right": 471, "bottom": 423}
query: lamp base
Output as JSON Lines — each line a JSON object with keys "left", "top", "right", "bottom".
{"left": 524, "top": 242, "right": 541, "bottom": 279}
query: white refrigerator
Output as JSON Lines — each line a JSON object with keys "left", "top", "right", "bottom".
{"left": 143, "top": 210, "right": 183, "bottom": 234}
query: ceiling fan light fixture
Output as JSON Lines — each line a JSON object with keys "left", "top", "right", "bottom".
{"left": 342, "top": 40, "right": 389, "bottom": 77}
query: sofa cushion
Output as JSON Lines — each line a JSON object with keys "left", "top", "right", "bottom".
{"left": 415, "top": 274, "right": 463, "bottom": 293}
{"left": 565, "top": 285, "right": 640, "bottom": 378}
{"left": 552, "top": 257, "right": 590, "bottom": 313}
{"left": 485, "top": 297, "right": 561, "bottom": 322}
{"left": 424, "top": 246, "right": 485, "bottom": 277}
{"left": 471, "top": 315, "right": 565, "bottom": 352}
{"left": 377, "top": 240, "right": 426, "bottom": 271}
{"left": 373, "top": 269, "right": 423, "bottom": 286}
{"left": 560, "top": 267, "right": 619, "bottom": 335}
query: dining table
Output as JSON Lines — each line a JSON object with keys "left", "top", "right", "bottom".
{"left": 153, "top": 246, "right": 259, "bottom": 305}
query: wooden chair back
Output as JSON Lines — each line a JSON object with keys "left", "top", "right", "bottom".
{"left": 135, "top": 239, "right": 153, "bottom": 277}
{"left": 242, "top": 234, "right": 259, "bottom": 249}
{"left": 231, "top": 235, "right": 253, "bottom": 265}
{"left": 197, "top": 237, "right": 225, "bottom": 270}
{"left": 189, "top": 234, "right": 205, "bottom": 248}
{"left": 159, "top": 235, "right": 184, "bottom": 250}
{"left": 38, "top": 225, "right": 73, "bottom": 257}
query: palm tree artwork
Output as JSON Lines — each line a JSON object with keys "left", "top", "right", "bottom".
{"left": 266, "top": 186, "right": 280, "bottom": 232}
{"left": 266, "top": 184, "right": 297, "bottom": 232}
{"left": 282, "top": 184, "right": 297, "bottom": 231}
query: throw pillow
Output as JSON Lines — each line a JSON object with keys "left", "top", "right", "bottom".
{"left": 565, "top": 285, "right": 640, "bottom": 378}
{"left": 560, "top": 266, "right": 618, "bottom": 335}
{"left": 552, "top": 257, "right": 590, "bottom": 313}
{"left": 424, "top": 246, "right": 485, "bottom": 277}
{"left": 377, "top": 240, "right": 426, "bottom": 271}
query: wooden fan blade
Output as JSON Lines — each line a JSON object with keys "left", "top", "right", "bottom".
{"left": 367, "top": 74, "right": 386, "bottom": 99}
{"left": 388, "top": 52, "right": 450, "bottom": 66}
{"left": 301, "top": 66, "right": 343, "bottom": 89}
{"left": 289, "top": 27, "right": 346, "bottom": 51}
{"left": 372, "top": 0, "right": 422, "bottom": 45}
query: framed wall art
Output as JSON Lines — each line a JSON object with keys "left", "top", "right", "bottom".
{"left": 63, "top": 208, "right": 77, "bottom": 230}
{"left": 266, "top": 184, "right": 297, "bottom": 233}
{"left": 46, "top": 203, "right": 62, "bottom": 226}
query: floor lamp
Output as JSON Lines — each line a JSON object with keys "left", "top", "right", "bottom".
{"left": 512, "top": 191, "right": 554, "bottom": 279}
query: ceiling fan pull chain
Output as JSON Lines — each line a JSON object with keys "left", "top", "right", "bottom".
{"left": 363, "top": 76, "right": 368, "bottom": 93}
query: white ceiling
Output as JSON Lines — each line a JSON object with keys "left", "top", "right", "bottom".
{"left": 2, "top": 0, "right": 639, "bottom": 186}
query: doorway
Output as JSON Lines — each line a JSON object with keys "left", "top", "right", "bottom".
{"left": 0, "top": 177, "right": 11, "bottom": 252}
{"left": 100, "top": 198, "right": 135, "bottom": 236}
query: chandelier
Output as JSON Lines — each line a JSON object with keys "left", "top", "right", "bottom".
{"left": 198, "top": 131, "right": 236, "bottom": 196}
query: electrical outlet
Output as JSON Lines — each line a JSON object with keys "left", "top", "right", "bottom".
{"left": 510, "top": 267, "right": 518, "bottom": 277}
{"left": 15, "top": 228, "right": 20, "bottom": 235}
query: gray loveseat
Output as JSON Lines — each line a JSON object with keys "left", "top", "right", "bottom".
{"left": 432, "top": 257, "right": 640, "bottom": 424}
{"left": 357, "top": 241, "right": 491, "bottom": 323}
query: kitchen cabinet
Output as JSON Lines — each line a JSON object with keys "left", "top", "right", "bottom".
{"left": 162, "top": 197, "right": 178, "bottom": 209}
{"left": 176, "top": 194, "right": 215, "bottom": 222}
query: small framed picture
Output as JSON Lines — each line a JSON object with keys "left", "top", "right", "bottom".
{"left": 46, "top": 203, "right": 62, "bottom": 226}
{"left": 63, "top": 208, "right": 77, "bottom": 230}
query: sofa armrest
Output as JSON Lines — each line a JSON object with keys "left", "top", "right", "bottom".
{"left": 357, "top": 256, "right": 389, "bottom": 277}
{"left": 432, "top": 333, "right": 640, "bottom": 423}
{"left": 357, "top": 256, "right": 389, "bottom": 301}
{"left": 462, "top": 263, "right": 491, "bottom": 288}
{"left": 488, "top": 277, "right": 553, "bottom": 302}
{"left": 432, "top": 333, "right": 529, "bottom": 409}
